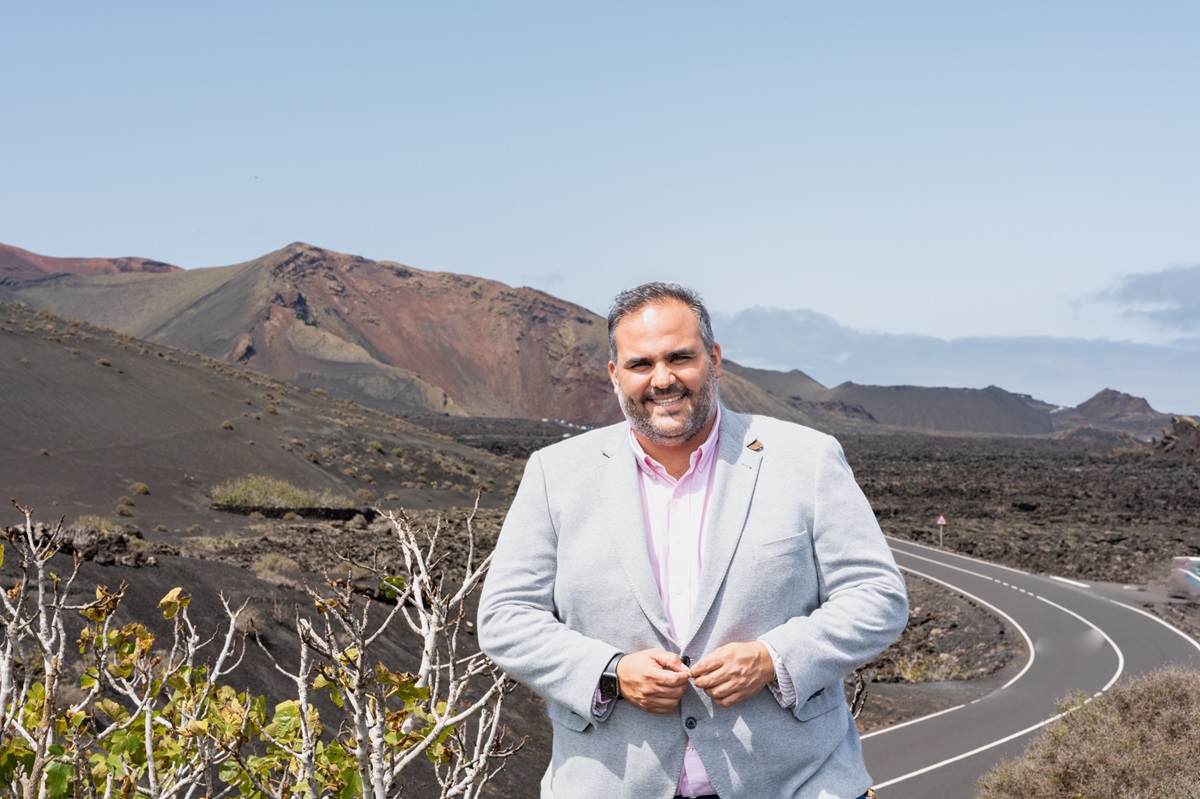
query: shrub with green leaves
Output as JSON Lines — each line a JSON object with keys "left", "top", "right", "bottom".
{"left": 211, "top": 474, "right": 354, "bottom": 509}
{"left": 977, "top": 666, "right": 1200, "bottom": 799}
{"left": 0, "top": 501, "right": 511, "bottom": 799}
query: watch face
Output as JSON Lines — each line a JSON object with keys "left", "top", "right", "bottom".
{"left": 600, "top": 673, "right": 619, "bottom": 700}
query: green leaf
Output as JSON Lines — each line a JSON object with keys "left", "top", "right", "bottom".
{"left": 339, "top": 769, "right": 363, "bottom": 799}
{"left": 45, "top": 760, "right": 73, "bottom": 798}
{"left": 380, "top": 575, "right": 405, "bottom": 599}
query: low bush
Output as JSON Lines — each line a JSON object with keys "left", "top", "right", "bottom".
{"left": 128, "top": 481, "right": 150, "bottom": 495}
{"left": 210, "top": 474, "right": 354, "bottom": 509}
{"left": 71, "top": 514, "right": 123, "bottom": 533}
{"left": 976, "top": 666, "right": 1200, "bottom": 798}
{"left": 250, "top": 552, "right": 302, "bottom": 580}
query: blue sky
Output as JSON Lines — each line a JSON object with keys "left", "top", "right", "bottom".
{"left": 4, "top": 2, "right": 1198, "bottom": 412}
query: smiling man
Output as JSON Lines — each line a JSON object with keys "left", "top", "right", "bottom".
{"left": 479, "top": 282, "right": 907, "bottom": 799}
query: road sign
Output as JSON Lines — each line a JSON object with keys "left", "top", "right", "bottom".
{"left": 936, "top": 514, "right": 947, "bottom": 526}
{"left": 935, "top": 514, "right": 947, "bottom": 546}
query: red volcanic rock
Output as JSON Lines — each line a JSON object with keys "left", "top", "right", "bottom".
{"left": 1076, "top": 388, "right": 1155, "bottom": 418}
{"left": 0, "top": 242, "right": 181, "bottom": 282}
{"left": 247, "top": 243, "right": 619, "bottom": 423}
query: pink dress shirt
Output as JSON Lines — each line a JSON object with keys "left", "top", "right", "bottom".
{"left": 627, "top": 408, "right": 795, "bottom": 797}
{"left": 629, "top": 411, "right": 721, "bottom": 796}
{"left": 591, "top": 409, "right": 797, "bottom": 796}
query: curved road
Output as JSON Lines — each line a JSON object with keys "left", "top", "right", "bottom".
{"left": 861, "top": 537, "right": 1200, "bottom": 799}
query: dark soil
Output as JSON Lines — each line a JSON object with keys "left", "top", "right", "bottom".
{"left": 7, "top": 429, "right": 1200, "bottom": 795}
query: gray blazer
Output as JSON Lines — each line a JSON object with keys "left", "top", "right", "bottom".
{"left": 478, "top": 409, "right": 908, "bottom": 799}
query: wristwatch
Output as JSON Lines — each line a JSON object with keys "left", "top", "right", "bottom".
{"left": 599, "top": 653, "right": 624, "bottom": 702}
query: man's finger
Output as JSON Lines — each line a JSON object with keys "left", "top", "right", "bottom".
{"left": 617, "top": 648, "right": 690, "bottom": 713}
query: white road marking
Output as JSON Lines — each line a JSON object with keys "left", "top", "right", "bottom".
{"left": 1108, "top": 599, "right": 1200, "bottom": 655}
{"left": 866, "top": 540, "right": 1129, "bottom": 789}
{"left": 1049, "top": 575, "right": 1091, "bottom": 588}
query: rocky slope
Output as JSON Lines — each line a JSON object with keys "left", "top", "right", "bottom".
{"left": 0, "top": 299, "right": 521, "bottom": 531}
{"left": 1154, "top": 415, "right": 1200, "bottom": 459}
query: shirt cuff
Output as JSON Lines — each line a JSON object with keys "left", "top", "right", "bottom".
{"left": 592, "top": 689, "right": 615, "bottom": 721}
{"left": 760, "top": 639, "right": 796, "bottom": 708}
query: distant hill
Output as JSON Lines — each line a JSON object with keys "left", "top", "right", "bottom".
{"left": 0, "top": 241, "right": 1172, "bottom": 438}
{"left": 821, "top": 383, "right": 1056, "bottom": 435}
{"left": 1076, "top": 387, "right": 1156, "bottom": 418}
{"left": 1038, "top": 388, "right": 1167, "bottom": 441}
{"left": 0, "top": 241, "right": 181, "bottom": 282}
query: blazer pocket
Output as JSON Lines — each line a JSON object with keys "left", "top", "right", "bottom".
{"left": 755, "top": 530, "right": 810, "bottom": 561}
{"left": 546, "top": 700, "right": 592, "bottom": 732}
{"left": 793, "top": 684, "right": 844, "bottom": 722}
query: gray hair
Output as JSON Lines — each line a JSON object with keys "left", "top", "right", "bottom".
{"left": 607, "top": 282, "right": 715, "bottom": 363}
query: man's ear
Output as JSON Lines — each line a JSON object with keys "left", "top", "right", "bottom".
{"left": 608, "top": 360, "right": 619, "bottom": 389}
{"left": 710, "top": 342, "right": 723, "bottom": 379}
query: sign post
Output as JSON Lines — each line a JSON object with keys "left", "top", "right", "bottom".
{"left": 935, "top": 514, "right": 948, "bottom": 547}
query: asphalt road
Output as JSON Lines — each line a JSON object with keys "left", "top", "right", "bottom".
{"left": 861, "top": 538, "right": 1200, "bottom": 799}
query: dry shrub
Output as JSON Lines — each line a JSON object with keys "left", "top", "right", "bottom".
{"left": 251, "top": 553, "right": 302, "bottom": 584}
{"left": 72, "top": 514, "right": 123, "bottom": 534}
{"left": 977, "top": 666, "right": 1200, "bottom": 799}
{"left": 211, "top": 474, "right": 353, "bottom": 509}
{"left": 129, "top": 482, "right": 151, "bottom": 495}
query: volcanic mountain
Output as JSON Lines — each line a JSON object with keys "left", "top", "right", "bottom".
{"left": 0, "top": 242, "right": 823, "bottom": 426}
{"left": 1, "top": 241, "right": 1172, "bottom": 437}
{"left": 1, "top": 243, "right": 618, "bottom": 421}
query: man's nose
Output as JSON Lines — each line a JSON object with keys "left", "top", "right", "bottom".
{"left": 650, "top": 361, "right": 675, "bottom": 388}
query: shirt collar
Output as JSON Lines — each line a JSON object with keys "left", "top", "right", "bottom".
{"left": 628, "top": 405, "right": 722, "bottom": 480}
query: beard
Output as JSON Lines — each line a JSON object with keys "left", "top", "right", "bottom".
{"left": 618, "top": 363, "right": 719, "bottom": 447}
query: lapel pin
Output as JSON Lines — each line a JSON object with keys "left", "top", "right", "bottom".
{"left": 747, "top": 439, "right": 764, "bottom": 452}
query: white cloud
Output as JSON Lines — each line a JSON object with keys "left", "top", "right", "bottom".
{"left": 713, "top": 307, "right": 1199, "bottom": 414}
{"left": 1097, "top": 264, "right": 1200, "bottom": 333}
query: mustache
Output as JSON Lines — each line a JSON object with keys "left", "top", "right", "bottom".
{"left": 643, "top": 386, "right": 690, "bottom": 400}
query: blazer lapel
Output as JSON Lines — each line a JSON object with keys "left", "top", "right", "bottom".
{"left": 598, "top": 425, "right": 675, "bottom": 643}
{"left": 685, "top": 409, "right": 762, "bottom": 645}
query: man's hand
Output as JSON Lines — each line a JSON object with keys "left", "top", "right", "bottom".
{"left": 616, "top": 648, "right": 691, "bottom": 713}
{"left": 689, "top": 642, "right": 776, "bottom": 707}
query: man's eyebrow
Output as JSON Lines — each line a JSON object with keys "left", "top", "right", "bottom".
{"left": 620, "top": 348, "right": 696, "bottom": 369}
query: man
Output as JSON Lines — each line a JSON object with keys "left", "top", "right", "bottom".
{"left": 478, "top": 283, "right": 907, "bottom": 798}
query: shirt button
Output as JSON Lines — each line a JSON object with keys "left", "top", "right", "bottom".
{"left": 681, "top": 655, "right": 692, "bottom": 666}
{"left": 684, "top": 717, "right": 697, "bottom": 730}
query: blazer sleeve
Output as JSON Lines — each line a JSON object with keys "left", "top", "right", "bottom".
{"left": 758, "top": 434, "right": 908, "bottom": 718}
{"left": 477, "top": 450, "right": 621, "bottom": 722}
